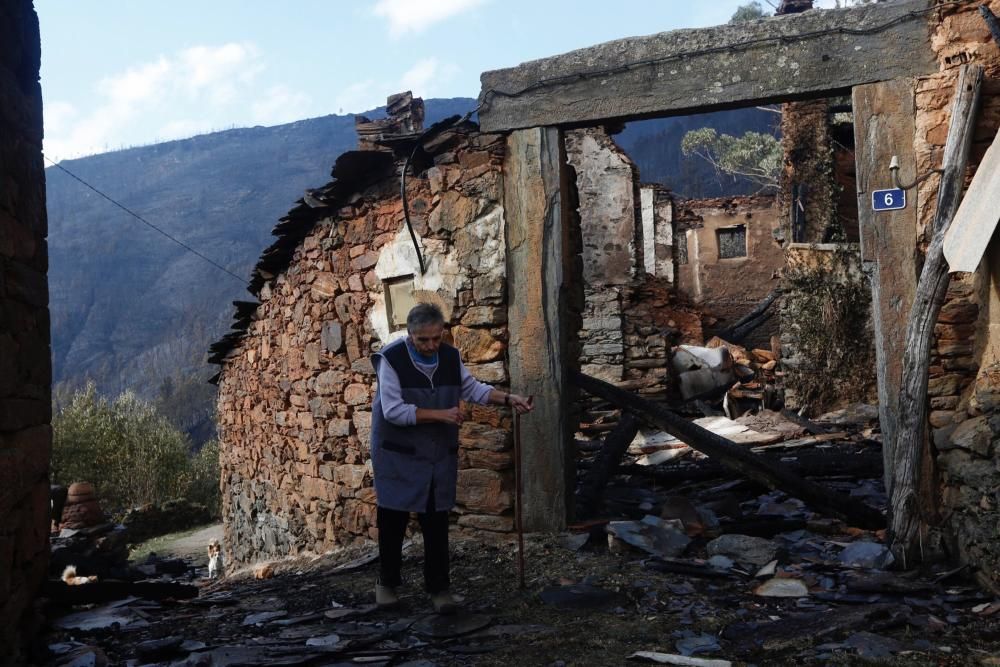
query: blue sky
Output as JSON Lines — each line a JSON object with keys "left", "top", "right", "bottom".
{"left": 37, "top": 0, "right": 823, "bottom": 159}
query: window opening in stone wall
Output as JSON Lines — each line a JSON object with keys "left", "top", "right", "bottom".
{"left": 384, "top": 275, "right": 416, "bottom": 331}
{"left": 717, "top": 225, "right": 747, "bottom": 259}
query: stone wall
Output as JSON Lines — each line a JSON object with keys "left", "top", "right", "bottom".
{"left": 780, "top": 99, "right": 838, "bottom": 243}
{"left": 916, "top": 0, "right": 1000, "bottom": 588}
{"left": 565, "top": 127, "right": 640, "bottom": 384}
{"left": 0, "top": 0, "right": 51, "bottom": 661}
{"left": 216, "top": 124, "right": 515, "bottom": 564}
{"left": 673, "top": 195, "right": 783, "bottom": 348}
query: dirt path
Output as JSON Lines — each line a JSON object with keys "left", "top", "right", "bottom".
{"left": 129, "top": 523, "right": 223, "bottom": 566}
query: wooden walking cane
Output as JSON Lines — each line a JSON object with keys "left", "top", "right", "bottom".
{"left": 513, "top": 395, "right": 533, "bottom": 589}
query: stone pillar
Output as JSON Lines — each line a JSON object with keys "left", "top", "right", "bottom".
{"left": 504, "top": 127, "right": 572, "bottom": 531}
{"left": 0, "top": 1, "right": 52, "bottom": 662}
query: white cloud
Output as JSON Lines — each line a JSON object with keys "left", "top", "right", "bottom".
{"left": 400, "top": 57, "right": 460, "bottom": 98}
{"left": 374, "top": 0, "right": 487, "bottom": 37}
{"left": 332, "top": 58, "right": 463, "bottom": 117}
{"left": 43, "top": 101, "right": 77, "bottom": 135}
{"left": 332, "top": 80, "right": 382, "bottom": 116}
{"left": 44, "top": 42, "right": 312, "bottom": 159}
{"left": 252, "top": 85, "right": 313, "bottom": 125}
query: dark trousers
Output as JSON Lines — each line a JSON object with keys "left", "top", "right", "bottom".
{"left": 377, "top": 487, "right": 450, "bottom": 594}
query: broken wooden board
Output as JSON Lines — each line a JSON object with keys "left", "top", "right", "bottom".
{"left": 943, "top": 126, "right": 1000, "bottom": 273}
{"left": 629, "top": 418, "right": 783, "bottom": 456}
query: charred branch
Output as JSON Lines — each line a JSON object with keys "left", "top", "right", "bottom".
{"left": 576, "top": 412, "right": 640, "bottom": 519}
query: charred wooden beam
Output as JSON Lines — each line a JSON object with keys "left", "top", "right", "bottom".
{"left": 576, "top": 412, "right": 640, "bottom": 519}
{"left": 716, "top": 289, "right": 782, "bottom": 344}
{"left": 571, "top": 370, "right": 885, "bottom": 528}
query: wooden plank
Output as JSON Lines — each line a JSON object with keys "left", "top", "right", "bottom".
{"left": 944, "top": 128, "right": 1000, "bottom": 272}
{"left": 478, "top": 0, "right": 935, "bottom": 132}
{"left": 852, "top": 77, "right": 918, "bottom": 489}
{"left": 504, "top": 127, "right": 572, "bottom": 531}
{"left": 628, "top": 417, "right": 781, "bottom": 454}
{"left": 889, "top": 64, "right": 983, "bottom": 564}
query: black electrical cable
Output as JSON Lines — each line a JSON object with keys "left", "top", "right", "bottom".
{"left": 399, "top": 106, "right": 480, "bottom": 275}
{"left": 44, "top": 155, "right": 245, "bottom": 283}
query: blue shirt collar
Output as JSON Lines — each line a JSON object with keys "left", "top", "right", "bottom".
{"left": 405, "top": 336, "right": 438, "bottom": 365}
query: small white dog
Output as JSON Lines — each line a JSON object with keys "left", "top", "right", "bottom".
{"left": 207, "top": 539, "right": 224, "bottom": 579}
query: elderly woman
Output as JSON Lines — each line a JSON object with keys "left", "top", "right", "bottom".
{"left": 370, "top": 302, "right": 533, "bottom": 614}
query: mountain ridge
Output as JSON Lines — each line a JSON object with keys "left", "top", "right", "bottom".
{"left": 46, "top": 97, "right": 774, "bottom": 442}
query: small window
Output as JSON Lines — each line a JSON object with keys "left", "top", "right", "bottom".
{"left": 674, "top": 231, "right": 689, "bottom": 265}
{"left": 384, "top": 275, "right": 416, "bottom": 331}
{"left": 717, "top": 225, "right": 747, "bottom": 259}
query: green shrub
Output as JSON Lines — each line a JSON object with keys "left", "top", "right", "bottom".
{"left": 186, "top": 439, "right": 221, "bottom": 517}
{"left": 52, "top": 383, "right": 218, "bottom": 515}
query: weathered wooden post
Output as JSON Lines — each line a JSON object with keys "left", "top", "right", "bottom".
{"left": 888, "top": 64, "right": 983, "bottom": 564}
{"left": 504, "top": 127, "right": 574, "bottom": 531}
{"left": 853, "top": 78, "right": 920, "bottom": 497}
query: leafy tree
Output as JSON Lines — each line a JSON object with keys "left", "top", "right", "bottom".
{"left": 730, "top": 1, "right": 769, "bottom": 22}
{"left": 185, "top": 439, "right": 221, "bottom": 517}
{"left": 680, "top": 127, "right": 782, "bottom": 191}
{"left": 52, "top": 383, "right": 194, "bottom": 512}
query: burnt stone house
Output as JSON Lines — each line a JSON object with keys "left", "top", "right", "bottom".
{"left": 209, "top": 1, "right": 1000, "bottom": 594}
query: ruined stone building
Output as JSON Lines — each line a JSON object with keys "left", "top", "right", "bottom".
{"left": 205, "top": 0, "right": 1000, "bottom": 589}
{"left": 0, "top": 1, "right": 51, "bottom": 662}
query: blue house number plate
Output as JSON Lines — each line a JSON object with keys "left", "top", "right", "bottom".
{"left": 872, "top": 188, "right": 906, "bottom": 211}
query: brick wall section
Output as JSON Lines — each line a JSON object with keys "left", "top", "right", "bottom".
{"left": 217, "top": 128, "right": 515, "bottom": 564}
{"left": 0, "top": 0, "right": 51, "bottom": 661}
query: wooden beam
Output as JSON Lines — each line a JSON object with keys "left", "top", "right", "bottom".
{"left": 889, "top": 64, "right": 983, "bottom": 564}
{"left": 504, "top": 127, "right": 573, "bottom": 531}
{"left": 478, "top": 0, "right": 935, "bottom": 132}
{"left": 852, "top": 77, "right": 919, "bottom": 491}
{"left": 575, "top": 412, "right": 640, "bottom": 519}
